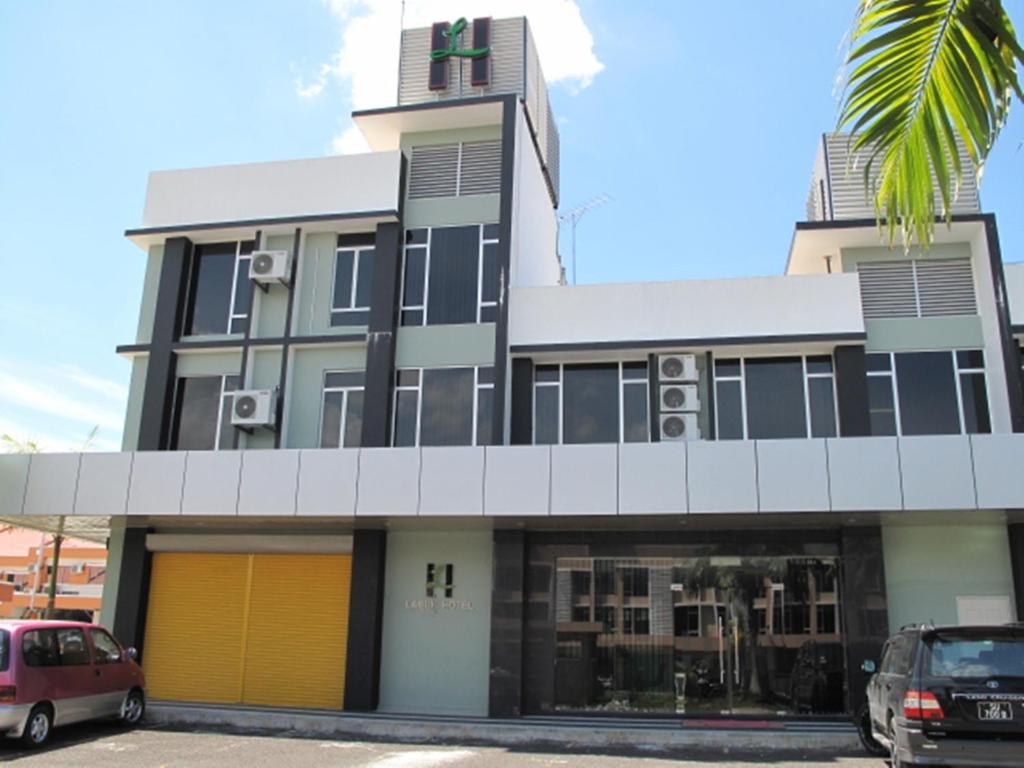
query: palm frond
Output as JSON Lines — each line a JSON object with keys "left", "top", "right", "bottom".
{"left": 838, "top": 0, "right": 1023, "bottom": 247}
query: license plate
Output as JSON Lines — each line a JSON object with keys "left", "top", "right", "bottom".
{"left": 978, "top": 701, "right": 1013, "bottom": 720}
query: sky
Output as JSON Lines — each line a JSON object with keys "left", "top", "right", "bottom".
{"left": 1, "top": 0, "right": 1022, "bottom": 452}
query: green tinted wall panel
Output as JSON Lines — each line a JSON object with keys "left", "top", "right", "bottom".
{"left": 883, "top": 522, "right": 1015, "bottom": 632}
{"left": 245, "top": 348, "right": 284, "bottom": 450}
{"left": 284, "top": 345, "right": 367, "bottom": 449}
{"left": 378, "top": 530, "right": 493, "bottom": 716}
{"left": 121, "top": 355, "right": 149, "bottom": 451}
{"left": 136, "top": 245, "right": 164, "bottom": 344}
{"left": 404, "top": 196, "right": 500, "bottom": 229}
{"left": 394, "top": 324, "right": 496, "bottom": 368}
{"left": 175, "top": 350, "right": 242, "bottom": 377}
{"left": 865, "top": 317, "right": 985, "bottom": 352}
{"left": 253, "top": 234, "right": 292, "bottom": 339}
{"left": 840, "top": 242, "right": 973, "bottom": 272}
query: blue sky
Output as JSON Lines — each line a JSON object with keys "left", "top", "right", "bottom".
{"left": 1, "top": 1, "right": 1021, "bottom": 451}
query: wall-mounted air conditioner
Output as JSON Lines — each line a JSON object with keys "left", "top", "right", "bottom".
{"left": 660, "top": 383, "right": 700, "bottom": 413}
{"left": 249, "top": 250, "right": 292, "bottom": 288}
{"left": 231, "top": 389, "right": 278, "bottom": 431}
{"left": 72, "top": 563, "right": 85, "bottom": 574}
{"left": 660, "top": 413, "right": 699, "bottom": 441}
{"left": 658, "top": 354, "right": 698, "bottom": 383}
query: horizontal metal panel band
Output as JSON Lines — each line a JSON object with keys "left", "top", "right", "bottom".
{"left": 125, "top": 209, "right": 398, "bottom": 238}
{"left": 146, "top": 533, "right": 353, "bottom": 554}
{"left": 511, "top": 332, "right": 868, "bottom": 354}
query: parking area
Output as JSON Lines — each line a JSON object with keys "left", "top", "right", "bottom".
{"left": 0, "top": 724, "right": 885, "bottom": 767}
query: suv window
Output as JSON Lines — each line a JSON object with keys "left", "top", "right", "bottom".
{"left": 90, "top": 629, "right": 122, "bottom": 665}
{"left": 883, "top": 634, "right": 915, "bottom": 674}
{"left": 925, "top": 634, "right": 1024, "bottom": 679}
{"left": 22, "top": 629, "right": 60, "bottom": 667}
{"left": 0, "top": 630, "right": 8, "bottom": 672}
{"left": 56, "top": 628, "right": 90, "bottom": 666}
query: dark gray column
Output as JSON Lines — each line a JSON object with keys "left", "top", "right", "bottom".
{"left": 840, "top": 526, "right": 889, "bottom": 713}
{"left": 983, "top": 215, "right": 1024, "bottom": 432}
{"left": 1009, "top": 524, "right": 1024, "bottom": 622}
{"left": 112, "top": 528, "right": 152, "bottom": 658}
{"left": 509, "top": 358, "right": 533, "bottom": 445}
{"left": 834, "top": 345, "right": 871, "bottom": 437}
{"left": 137, "top": 236, "right": 192, "bottom": 450}
{"left": 361, "top": 222, "right": 404, "bottom": 447}
{"left": 344, "top": 529, "right": 388, "bottom": 711}
{"left": 489, "top": 529, "right": 526, "bottom": 716}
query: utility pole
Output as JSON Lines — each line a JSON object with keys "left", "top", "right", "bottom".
{"left": 559, "top": 194, "right": 611, "bottom": 285}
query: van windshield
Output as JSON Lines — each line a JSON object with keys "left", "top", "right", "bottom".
{"left": 926, "top": 635, "right": 1024, "bottom": 679}
{"left": 0, "top": 630, "right": 8, "bottom": 672}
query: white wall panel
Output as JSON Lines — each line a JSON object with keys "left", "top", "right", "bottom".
{"left": 618, "top": 443, "right": 687, "bottom": 515}
{"left": 756, "top": 439, "right": 829, "bottom": 513}
{"left": 687, "top": 441, "right": 758, "bottom": 514}
{"left": 827, "top": 437, "right": 903, "bottom": 511}
{"left": 551, "top": 445, "right": 617, "bottom": 516}
{"left": 1006, "top": 262, "right": 1024, "bottom": 325}
{"left": 358, "top": 449, "right": 420, "bottom": 516}
{"left": 296, "top": 449, "right": 358, "bottom": 517}
{"left": 23, "top": 453, "right": 80, "bottom": 517}
{"left": 126, "top": 451, "right": 186, "bottom": 516}
{"left": 0, "top": 455, "right": 30, "bottom": 517}
{"left": 180, "top": 451, "right": 242, "bottom": 516}
{"left": 74, "top": 452, "right": 131, "bottom": 516}
{"left": 419, "top": 447, "right": 485, "bottom": 516}
{"left": 899, "top": 435, "right": 976, "bottom": 511}
{"left": 484, "top": 446, "right": 549, "bottom": 516}
{"left": 971, "top": 434, "right": 1024, "bottom": 509}
{"left": 237, "top": 449, "right": 299, "bottom": 516}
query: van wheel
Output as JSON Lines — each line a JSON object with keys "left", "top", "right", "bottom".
{"left": 21, "top": 704, "right": 52, "bottom": 748}
{"left": 121, "top": 689, "right": 145, "bottom": 726}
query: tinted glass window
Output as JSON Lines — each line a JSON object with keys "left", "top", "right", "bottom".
{"left": 187, "top": 243, "right": 236, "bottom": 335}
{"left": 403, "top": 247, "right": 427, "bottom": 309}
{"left": 623, "top": 382, "right": 649, "bottom": 443}
{"left": 354, "top": 249, "right": 374, "bottom": 308}
{"left": 925, "top": 635, "right": 1024, "bottom": 679}
{"left": 867, "top": 375, "right": 897, "bottom": 436}
{"left": 745, "top": 358, "right": 807, "bottom": 439}
{"left": 0, "top": 630, "right": 7, "bottom": 672}
{"left": 217, "top": 376, "right": 238, "bottom": 450}
{"left": 57, "top": 628, "right": 90, "bottom": 666}
{"left": 896, "top": 352, "right": 960, "bottom": 435}
{"left": 344, "top": 390, "right": 364, "bottom": 447}
{"left": 959, "top": 372, "right": 991, "bottom": 434}
{"left": 333, "top": 250, "right": 355, "bottom": 309}
{"left": 808, "top": 377, "right": 837, "bottom": 438}
{"left": 715, "top": 359, "right": 741, "bottom": 378}
{"left": 22, "top": 629, "right": 59, "bottom": 667}
{"left": 535, "top": 386, "right": 559, "bottom": 445}
{"left": 426, "top": 226, "right": 479, "bottom": 325}
{"left": 420, "top": 368, "right": 475, "bottom": 446}
{"left": 716, "top": 380, "right": 744, "bottom": 440}
{"left": 481, "top": 242, "right": 499, "bottom": 304}
{"left": 173, "top": 376, "right": 222, "bottom": 450}
{"left": 90, "top": 629, "right": 122, "bottom": 665}
{"left": 562, "top": 364, "right": 619, "bottom": 444}
{"left": 232, "top": 257, "right": 252, "bottom": 319}
{"left": 393, "top": 389, "right": 419, "bottom": 447}
{"left": 320, "top": 391, "right": 343, "bottom": 449}
{"left": 476, "top": 387, "right": 493, "bottom": 446}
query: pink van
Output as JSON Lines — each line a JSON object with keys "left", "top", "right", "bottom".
{"left": 0, "top": 620, "right": 146, "bottom": 748}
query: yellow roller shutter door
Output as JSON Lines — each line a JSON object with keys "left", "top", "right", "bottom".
{"left": 143, "top": 552, "right": 351, "bottom": 709}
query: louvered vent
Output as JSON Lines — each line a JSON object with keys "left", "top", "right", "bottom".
{"left": 408, "top": 144, "right": 458, "bottom": 199}
{"left": 916, "top": 258, "right": 977, "bottom": 316}
{"left": 858, "top": 258, "right": 976, "bottom": 319}
{"left": 458, "top": 140, "right": 502, "bottom": 195}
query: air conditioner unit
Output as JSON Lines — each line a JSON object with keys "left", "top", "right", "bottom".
{"left": 231, "top": 389, "right": 277, "bottom": 430}
{"left": 660, "top": 384, "right": 700, "bottom": 413}
{"left": 249, "top": 250, "right": 292, "bottom": 287}
{"left": 72, "top": 563, "right": 85, "bottom": 574}
{"left": 660, "top": 413, "right": 700, "bottom": 441}
{"left": 658, "top": 354, "right": 698, "bottom": 383}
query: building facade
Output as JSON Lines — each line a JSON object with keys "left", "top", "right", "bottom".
{"left": 2, "top": 16, "right": 1024, "bottom": 720}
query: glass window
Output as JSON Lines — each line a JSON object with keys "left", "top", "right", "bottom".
{"left": 867, "top": 369, "right": 897, "bottom": 436}
{"left": 715, "top": 379, "right": 744, "bottom": 440}
{"left": 0, "top": 630, "right": 8, "bottom": 672}
{"left": 896, "top": 352, "right": 960, "bottom": 435}
{"left": 955, "top": 350, "right": 990, "bottom": 434}
{"left": 229, "top": 243, "right": 254, "bottom": 335}
{"left": 392, "top": 367, "right": 489, "bottom": 447}
{"left": 393, "top": 388, "right": 419, "bottom": 447}
{"left": 476, "top": 368, "right": 494, "bottom": 446}
{"left": 331, "top": 247, "right": 374, "bottom": 327}
{"left": 90, "top": 629, "right": 122, "bottom": 665}
{"left": 56, "top": 628, "right": 90, "bottom": 666}
{"left": 563, "top": 364, "right": 619, "bottom": 444}
{"left": 744, "top": 358, "right": 807, "bottom": 439}
{"left": 924, "top": 635, "right": 1024, "bottom": 679}
{"left": 187, "top": 242, "right": 253, "bottom": 336}
{"left": 22, "top": 629, "right": 59, "bottom": 668}
{"left": 320, "top": 371, "right": 365, "bottom": 448}
{"left": 808, "top": 377, "right": 837, "bottom": 438}
{"left": 172, "top": 375, "right": 238, "bottom": 451}
{"left": 623, "top": 381, "right": 649, "bottom": 442}
{"left": 535, "top": 385, "right": 559, "bottom": 445}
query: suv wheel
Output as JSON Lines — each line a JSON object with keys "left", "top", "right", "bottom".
{"left": 888, "top": 717, "right": 904, "bottom": 768}
{"left": 855, "top": 703, "right": 887, "bottom": 757}
{"left": 21, "top": 704, "right": 52, "bottom": 749}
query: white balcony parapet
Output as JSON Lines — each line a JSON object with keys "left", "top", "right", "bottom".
{"left": 1007, "top": 262, "right": 1024, "bottom": 327}
{"left": 3, "top": 435, "right": 1024, "bottom": 525}
{"left": 509, "top": 274, "right": 865, "bottom": 350}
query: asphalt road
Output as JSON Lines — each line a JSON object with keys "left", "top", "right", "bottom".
{"left": 0, "top": 723, "right": 886, "bottom": 768}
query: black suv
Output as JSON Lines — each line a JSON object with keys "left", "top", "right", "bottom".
{"left": 864, "top": 624, "right": 1024, "bottom": 767}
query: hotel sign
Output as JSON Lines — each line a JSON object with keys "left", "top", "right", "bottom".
{"left": 428, "top": 17, "right": 492, "bottom": 91}
{"left": 404, "top": 561, "right": 475, "bottom": 612}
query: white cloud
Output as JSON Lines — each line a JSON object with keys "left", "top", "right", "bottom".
{"left": 56, "top": 365, "right": 129, "bottom": 402}
{"left": 296, "top": 0, "right": 603, "bottom": 153}
{"left": 0, "top": 368, "right": 124, "bottom": 434}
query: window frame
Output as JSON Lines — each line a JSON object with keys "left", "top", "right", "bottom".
{"left": 331, "top": 245, "right": 375, "bottom": 327}
{"left": 319, "top": 370, "right": 366, "bottom": 448}
{"left": 170, "top": 373, "right": 239, "bottom": 451}
{"left": 391, "top": 365, "right": 494, "bottom": 447}
{"left": 184, "top": 240, "right": 254, "bottom": 337}
{"left": 227, "top": 242, "right": 253, "bottom": 335}
{"left": 476, "top": 227, "right": 500, "bottom": 323}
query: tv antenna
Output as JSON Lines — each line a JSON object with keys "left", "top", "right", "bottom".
{"left": 559, "top": 194, "right": 611, "bottom": 285}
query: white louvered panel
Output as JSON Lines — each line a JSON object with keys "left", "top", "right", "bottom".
{"left": 398, "top": 27, "right": 433, "bottom": 106}
{"left": 858, "top": 261, "right": 918, "bottom": 319}
{"left": 545, "top": 97, "right": 560, "bottom": 200}
{"left": 408, "top": 144, "right": 459, "bottom": 199}
{"left": 459, "top": 140, "right": 502, "bottom": 195}
{"left": 916, "top": 258, "right": 977, "bottom": 316}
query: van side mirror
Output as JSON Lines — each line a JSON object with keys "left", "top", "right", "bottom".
{"left": 123, "top": 647, "right": 138, "bottom": 662}
{"left": 861, "top": 659, "right": 876, "bottom": 674}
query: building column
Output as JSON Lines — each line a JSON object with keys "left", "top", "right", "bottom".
{"left": 344, "top": 529, "right": 388, "bottom": 711}
{"left": 489, "top": 529, "right": 526, "bottom": 716}
{"left": 834, "top": 345, "right": 871, "bottom": 437}
{"left": 509, "top": 359, "right": 533, "bottom": 445}
{"left": 361, "top": 222, "right": 403, "bottom": 447}
{"left": 840, "top": 526, "right": 889, "bottom": 713}
{"left": 1009, "top": 523, "right": 1024, "bottom": 621}
{"left": 111, "top": 527, "right": 152, "bottom": 658}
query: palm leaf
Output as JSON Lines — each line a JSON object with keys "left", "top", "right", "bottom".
{"left": 838, "top": 0, "right": 1023, "bottom": 247}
